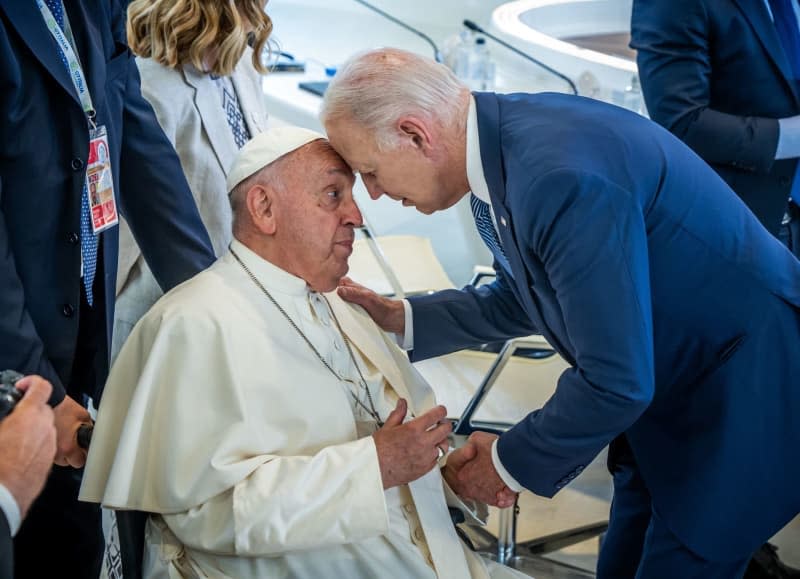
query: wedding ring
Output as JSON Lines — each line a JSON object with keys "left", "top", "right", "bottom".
{"left": 436, "top": 445, "right": 446, "bottom": 460}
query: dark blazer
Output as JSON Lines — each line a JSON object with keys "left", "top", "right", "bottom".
{"left": 0, "top": 0, "right": 215, "bottom": 404}
{"left": 0, "top": 512, "right": 10, "bottom": 579}
{"left": 410, "top": 92, "right": 800, "bottom": 561}
{"left": 631, "top": 0, "right": 799, "bottom": 235}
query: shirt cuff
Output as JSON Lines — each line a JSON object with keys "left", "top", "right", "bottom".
{"left": 0, "top": 483, "right": 22, "bottom": 536}
{"left": 394, "top": 299, "right": 414, "bottom": 351}
{"left": 491, "top": 439, "right": 524, "bottom": 493}
{"left": 776, "top": 115, "right": 800, "bottom": 160}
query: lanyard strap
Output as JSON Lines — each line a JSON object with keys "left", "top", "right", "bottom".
{"left": 35, "top": 0, "right": 96, "bottom": 126}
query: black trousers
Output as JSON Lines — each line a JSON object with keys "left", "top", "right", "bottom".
{"left": 14, "top": 264, "right": 107, "bottom": 579}
{"left": 13, "top": 467, "right": 103, "bottom": 579}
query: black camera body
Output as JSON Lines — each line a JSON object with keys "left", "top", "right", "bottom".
{"left": 0, "top": 370, "right": 24, "bottom": 420}
{"left": 0, "top": 370, "right": 94, "bottom": 447}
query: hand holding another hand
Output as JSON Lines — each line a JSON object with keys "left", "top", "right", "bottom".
{"left": 443, "top": 431, "right": 517, "bottom": 509}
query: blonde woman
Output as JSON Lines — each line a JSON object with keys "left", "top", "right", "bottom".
{"left": 113, "top": 0, "right": 273, "bottom": 361}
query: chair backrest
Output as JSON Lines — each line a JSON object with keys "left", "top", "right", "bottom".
{"left": 349, "top": 233, "right": 455, "bottom": 297}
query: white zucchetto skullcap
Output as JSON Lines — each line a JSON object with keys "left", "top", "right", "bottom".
{"left": 226, "top": 126, "right": 326, "bottom": 193}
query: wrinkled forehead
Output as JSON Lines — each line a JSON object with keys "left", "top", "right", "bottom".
{"left": 292, "top": 139, "right": 356, "bottom": 183}
{"left": 275, "top": 139, "right": 355, "bottom": 190}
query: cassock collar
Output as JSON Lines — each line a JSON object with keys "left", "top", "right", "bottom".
{"left": 229, "top": 238, "right": 310, "bottom": 297}
{"left": 466, "top": 95, "right": 491, "bottom": 205}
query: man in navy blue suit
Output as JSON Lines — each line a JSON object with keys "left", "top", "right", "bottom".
{"left": 633, "top": 3, "right": 800, "bottom": 575}
{"left": 631, "top": 0, "right": 800, "bottom": 257}
{"left": 0, "top": 0, "right": 215, "bottom": 576}
{"left": 322, "top": 48, "right": 800, "bottom": 579}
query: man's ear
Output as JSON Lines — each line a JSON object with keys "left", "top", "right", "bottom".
{"left": 246, "top": 184, "right": 277, "bottom": 235}
{"left": 397, "top": 116, "right": 434, "bottom": 154}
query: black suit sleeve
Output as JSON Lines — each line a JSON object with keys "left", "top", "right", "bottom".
{"left": 0, "top": 177, "right": 67, "bottom": 404}
{"left": 0, "top": 509, "right": 12, "bottom": 579}
{"left": 630, "top": 0, "right": 779, "bottom": 173}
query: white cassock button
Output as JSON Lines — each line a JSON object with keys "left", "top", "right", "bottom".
{"left": 333, "top": 339, "right": 342, "bottom": 351}
{"left": 414, "top": 528, "right": 425, "bottom": 541}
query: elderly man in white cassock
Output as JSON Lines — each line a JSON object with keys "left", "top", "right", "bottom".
{"left": 79, "top": 127, "right": 530, "bottom": 579}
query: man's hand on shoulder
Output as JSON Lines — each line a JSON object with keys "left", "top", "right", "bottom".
{"left": 373, "top": 399, "right": 451, "bottom": 489}
{"left": 0, "top": 376, "right": 56, "bottom": 518}
{"left": 52, "top": 394, "right": 91, "bottom": 468}
{"left": 337, "top": 277, "right": 406, "bottom": 335}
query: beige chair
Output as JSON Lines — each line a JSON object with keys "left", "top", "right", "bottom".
{"left": 349, "top": 230, "right": 455, "bottom": 297}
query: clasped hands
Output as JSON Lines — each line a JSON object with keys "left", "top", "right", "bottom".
{"left": 372, "top": 399, "right": 517, "bottom": 508}
{"left": 442, "top": 431, "right": 517, "bottom": 509}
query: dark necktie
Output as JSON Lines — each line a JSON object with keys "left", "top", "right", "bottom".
{"left": 470, "top": 193, "right": 510, "bottom": 272}
{"left": 43, "top": 0, "right": 98, "bottom": 305}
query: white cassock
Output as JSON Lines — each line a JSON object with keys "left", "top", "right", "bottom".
{"left": 80, "top": 239, "right": 530, "bottom": 579}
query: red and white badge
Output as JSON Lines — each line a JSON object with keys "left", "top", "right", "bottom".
{"left": 86, "top": 125, "right": 118, "bottom": 234}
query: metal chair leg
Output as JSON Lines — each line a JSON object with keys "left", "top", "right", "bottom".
{"left": 496, "top": 499, "right": 519, "bottom": 565}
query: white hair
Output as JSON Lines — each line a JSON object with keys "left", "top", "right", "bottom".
{"left": 320, "top": 48, "right": 468, "bottom": 149}
{"left": 229, "top": 160, "right": 287, "bottom": 234}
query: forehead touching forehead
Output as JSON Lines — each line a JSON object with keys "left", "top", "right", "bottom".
{"left": 286, "top": 139, "right": 355, "bottom": 184}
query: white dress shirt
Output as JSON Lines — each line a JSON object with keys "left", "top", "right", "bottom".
{"left": 0, "top": 483, "right": 20, "bottom": 536}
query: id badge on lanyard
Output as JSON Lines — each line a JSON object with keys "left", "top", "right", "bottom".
{"left": 86, "top": 125, "right": 118, "bottom": 233}
{"left": 37, "top": 0, "right": 119, "bottom": 234}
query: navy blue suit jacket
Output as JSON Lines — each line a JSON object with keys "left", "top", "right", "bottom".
{"left": 410, "top": 92, "right": 800, "bottom": 560}
{"left": 631, "top": 0, "right": 799, "bottom": 235}
{"left": 0, "top": 0, "right": 215, "bottom": 404}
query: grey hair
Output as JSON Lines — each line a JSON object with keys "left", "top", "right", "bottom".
{"left": 229, "top": 162, "right": 287, "bottom": 233}
{"left": 320, "top": 48, "right": 468, "bottom": 150}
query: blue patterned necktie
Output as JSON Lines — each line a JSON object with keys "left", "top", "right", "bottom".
{"left": 44, "top": 0, "right": 98, "bottom": 305}
{"left": 470, "top": 193, "right": 510, "bottom": 272}
{"left": 212, "top": 75, "right": 251, "bottom": 149}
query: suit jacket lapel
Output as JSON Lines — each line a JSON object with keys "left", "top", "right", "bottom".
{"left": 0, "top": 0, "right": 81, "bottom": 107}
{"left": 64, "top": 0, "right": 105, "bottom": 115}
{"left": 473, "top": 92, "right": 553, "bottom": 342}
{"left": 182, "top": 65, "right": 238, "bottom": 175}
{"left": 733, "top": 0, "right": 799, "bottom": 103}
{"left": 231, "top": 62, "right": 266, "bottom": 137}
